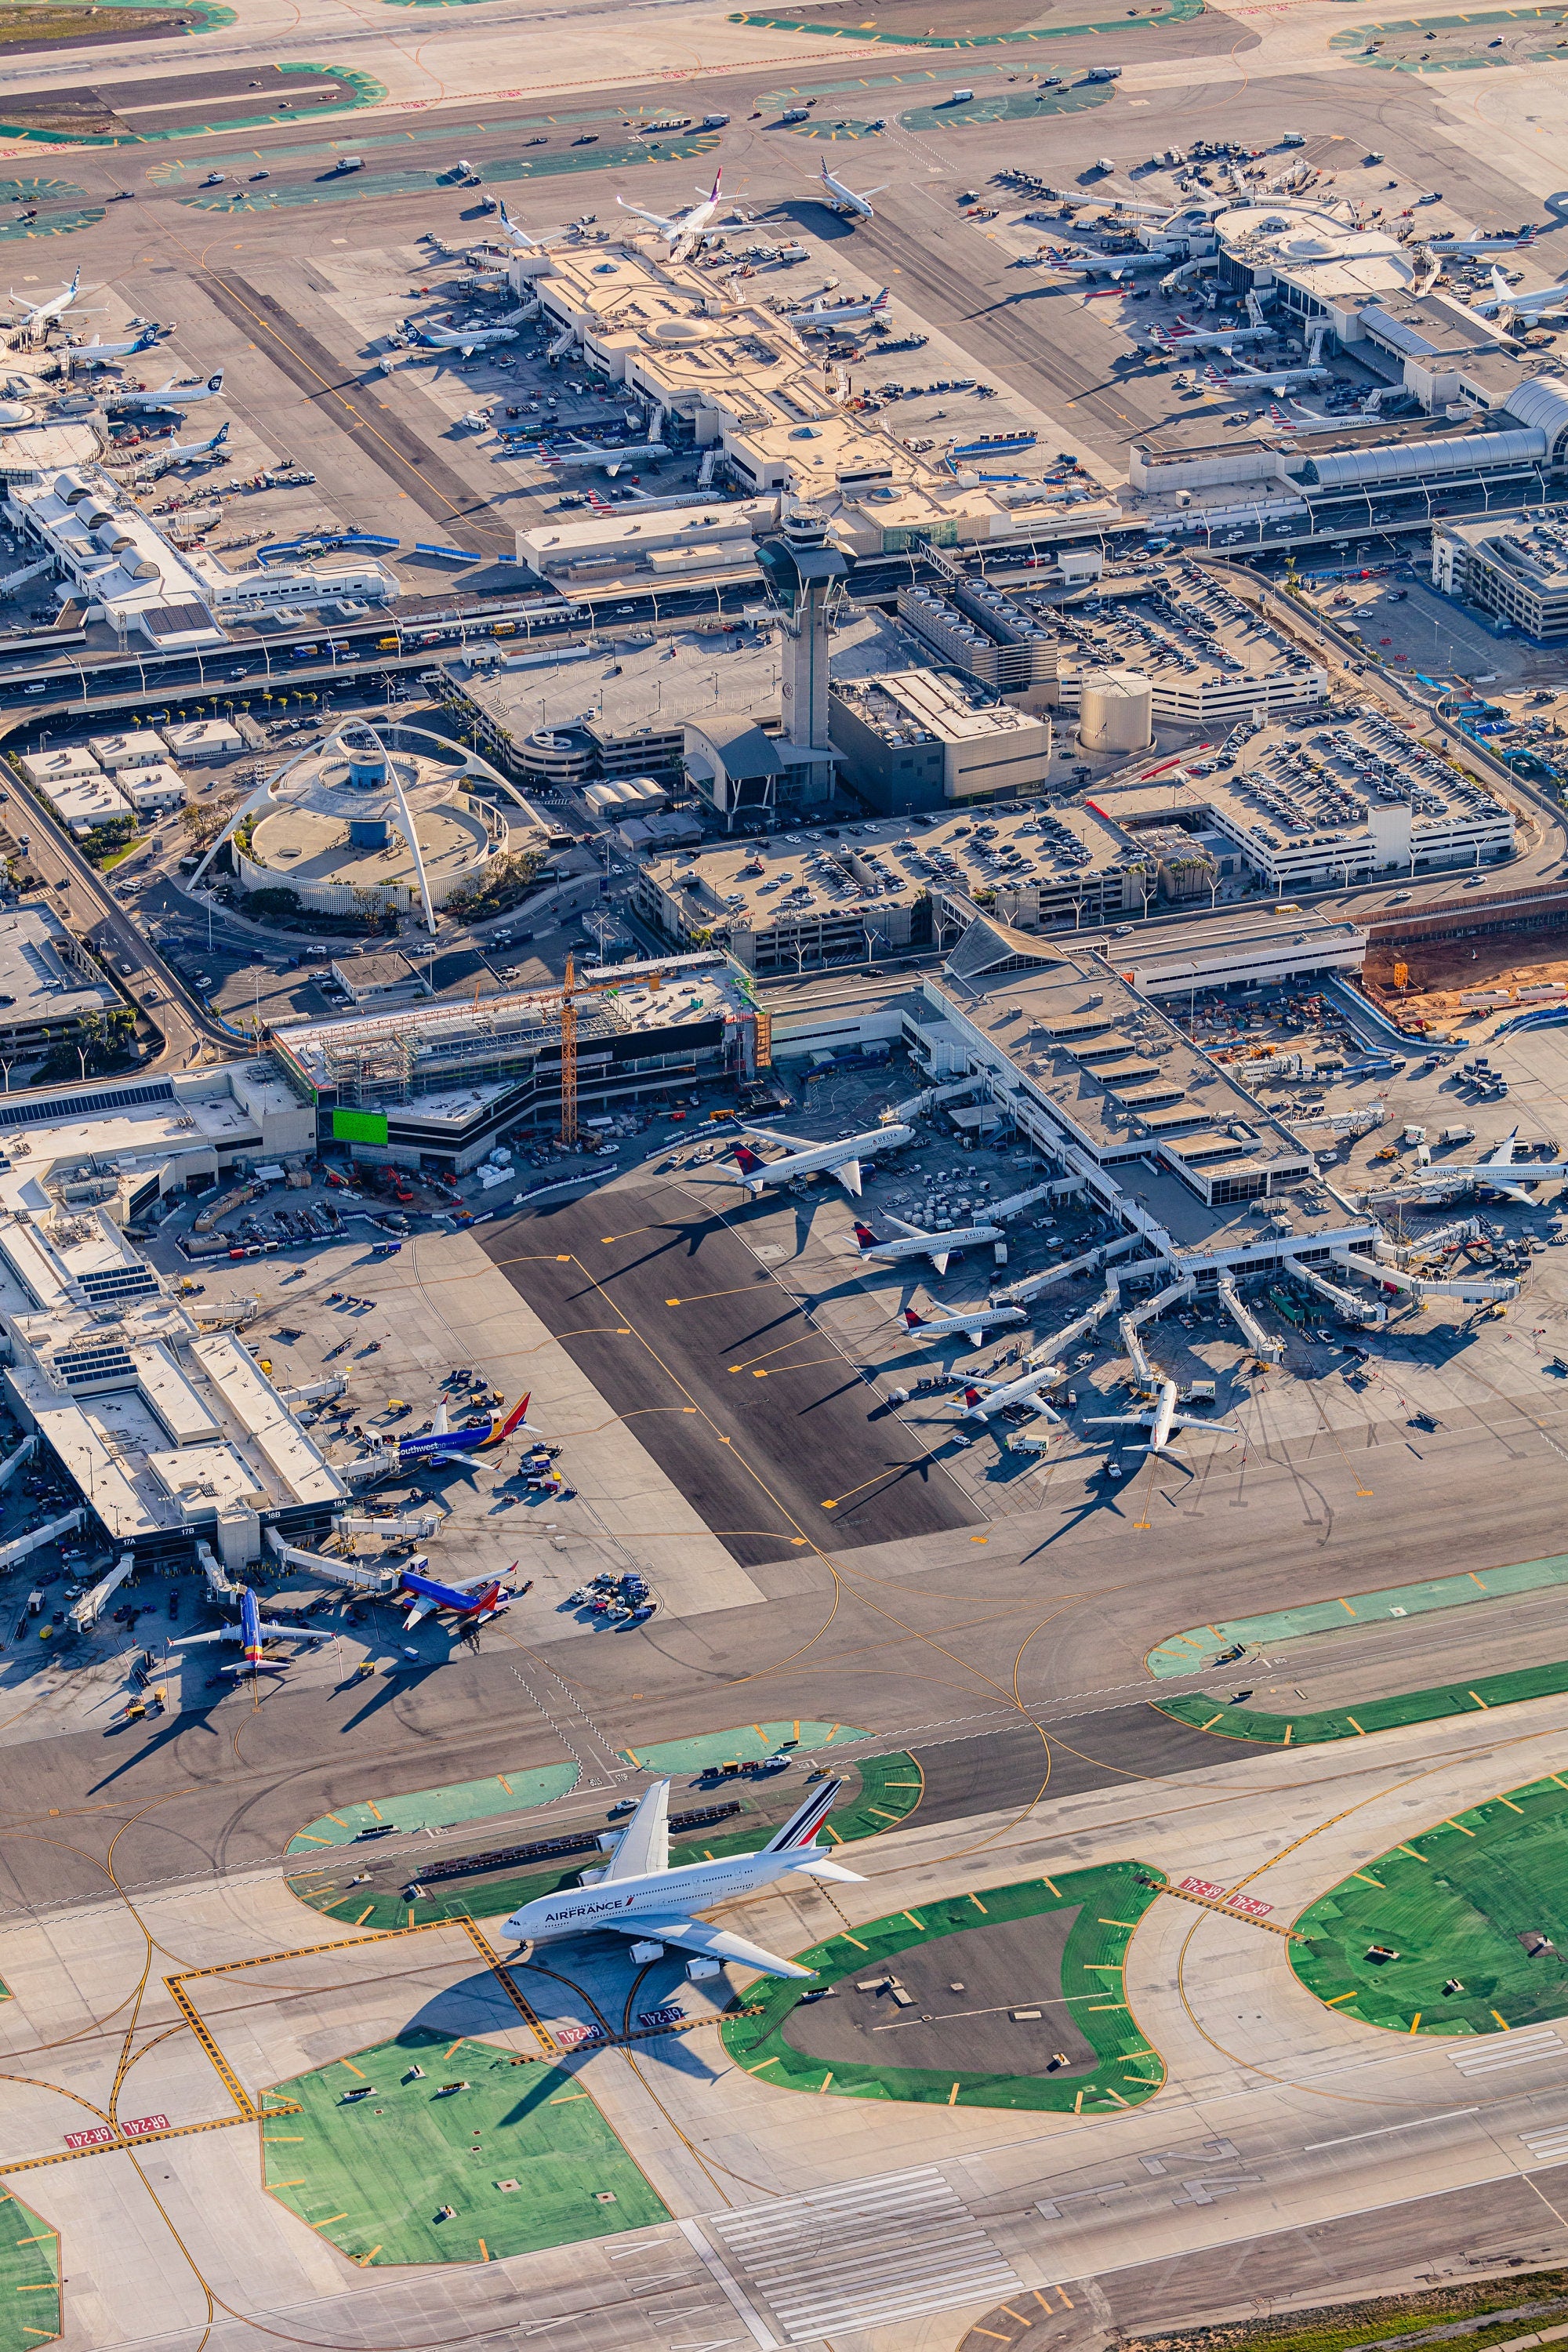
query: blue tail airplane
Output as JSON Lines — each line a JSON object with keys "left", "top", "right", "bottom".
{"left": 170, "top": 1585, "right": 336, "bottom": 1680}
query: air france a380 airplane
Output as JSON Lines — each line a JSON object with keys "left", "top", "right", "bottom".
{"left": 503, "top": 1776, "right": 859, "bottom": 1977}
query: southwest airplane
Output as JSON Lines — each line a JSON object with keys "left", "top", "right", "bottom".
{"left": 392, "top": 1393, "right": 534, "bottom": 1465}
{"left": 818, "top": 161, "right": 887, "bottom": 221}
{"left": 171, "top": 1585, "right": 335, "bottom": 1681}
{"left": 616, "top": 169, "right": 724, "bottom": 256}
{"left": 1086, "top": 1377, "right": 1241, "bottom": 1462}
{"left": 956, "top": 1357, "right": 1066, "bottom": 1425}
{"left": 901, "top": 1302, "right": 1027, "bottom": 1347}
{"left": 110, "top": 369, "right": 224, "bottom": 414}
{"left": 503, "top": 1774, "right": 858, "bottom": 1978}
{"left": 855, "top": 1211, "right": 1004, "bottom": 1276}
{"left": 68, "top": 325, "right": 158, "bottom": 367}
{"left": 787, "top": 285, "right": 892, "bottom": 329}
{"left": 398, "top": 1564, "right": 517, "bottom": 1630}
{"left": 731, "top": 1121, "right": 914, "bottom": 1198}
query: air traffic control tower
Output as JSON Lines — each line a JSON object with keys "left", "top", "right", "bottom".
{"left": 757, "top": 503, "right": 848, "bottom": 752}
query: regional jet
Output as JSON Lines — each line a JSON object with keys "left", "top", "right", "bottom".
{"left": 108, "top": 369, "right": 225, "bottom": 414}
{"left": 171, "top": 1585, "right": 336, "bottom": 1682}
{"left": 730, "top": 1120, "right": 915, "bottom": 1197}
{"left": 617, "top": 170, "right": 724, "bottom": 256}
{"left": 1085, "top": 1377, "right": 1241, "bottom": 1461}
{"left": 855, "top": 1212, "right": 1003, "bottom": 1275}
{"left": 900, "top": 1303, "right": 1027, "bottom": 1347}
{"left": 954, "top": 1358, "right": 1067, "bottom": 1425}
{"left": 818, "top": 160, "right": 887, "bottom": 220}
{"left": 503, "top": 1775, "right": 859, "bottom": 1978}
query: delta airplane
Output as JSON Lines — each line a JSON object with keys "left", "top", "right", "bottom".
{"left": 1086, "top": 1377, "right": 1241, "bottom": 1462}
{"left": 787, "top": 285, "right": 892, "bottom": 329}
{"left": 954, "top": 1358, "right": 1066, "bottom": 1425}
{"left": 171, "top": 1585, "right": 335, "bottom": 1681}
{"left": 109, "top": 369, "right": 224, "bottom": 414}
{"left": 544, "top": 436, "right": 673, "bottom": 476}
{"left": 617, "top": 169, "right": 724, "bottom": 256}
{"left": 503, "top": 1775, "right": 859, "bottom": 1978}
{"left": 818, "top": 160, "right": 887, "bottom": 221}
{"left": 397, "top": 1564, "right": 517, "bottom": 1631}
{"left": 900, "top": 1302, "right": 1027, "bottom": 1347}
{"left": 390, "top": 1393, "right": 534, "bottom": 1466}
{"left": 68, "top": 325, "right": 158, "bottom": 368}
{"left": 855, "top": 1211, "right": 1003, "bottom": 1275}
{"left": 730, "top": 1120, "right": 915, "bottom": 1198}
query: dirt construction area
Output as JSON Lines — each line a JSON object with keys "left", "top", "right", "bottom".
{"left": 1364, "top": 930, "right": 1568, "bottom": 1030}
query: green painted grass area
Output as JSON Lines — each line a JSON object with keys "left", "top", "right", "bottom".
{"left": 1127, "top": 2270, "right": 1568, "bottom": 2352}
{"left": 898, "top": 81, "right": 1109, "bottom": 125}
{"left": 0, "top": 58, "right": 381, "bottom": 142}
{"left": 0, "top": 2187, "right": 60, "bottom": 2348}
{"left": 1291, "top": 1769, "right": 1568, "bottom": 2035}
{"left": 722, "top": 1860, "right": 1166, "bottom": 2110}
{"left": 621, "top": 1722, "right": 867, "bottom": 1772}
{"left": 262, "top": 2029, "right": 668, "bottom": 2265}
{"left": 1330, "top": 3, "right": 1568, "bottom": 66}
{"left": 182, "top": 131, "right": 717, "bottom": 209}
{"left": 730, "top": 0, "right": 1200, "bottom": 44}
{"left": 1147, "top": 1550, "right": 1568, "bottom": 1678}
{"left": 1155, "top": 1656, "right": 1568, "bottom": 1749}
{"left": 289, "top": 1763, "right": 579, "bottom": 1855}
{"left": 289, "top": 1753, "right": 924, "bottom": 1933}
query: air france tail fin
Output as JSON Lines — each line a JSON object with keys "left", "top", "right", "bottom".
{"left": 763, "top": 1776, "right": 842, "bottom": 1853}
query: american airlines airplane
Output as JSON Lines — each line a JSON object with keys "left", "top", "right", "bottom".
{"left": 855, "top": 1212, "right": 1004, "bottom": 1275}
{"left": 1086, "top": 1377, "right": 1241, "bottom": 1462}
{"left": 900, "top": 1303, "right": 1026, "bottom": 1347}
{"left": 544, "top": 435, "right": 673, "bottom": 476}
{"left": 788, "top": 285, "right": 892, "bottom": 329}
{"left": 503, "top": 1775, "right": 858, "bottom": 1978}
{"left": 617, "top": 169, "right": 724, "bottom": 256}
{"left": 730, "top": 1120, "right": 915, "bottom": 1197}
{"left": 818, "top": 161, "right": 887, "bottom": 221}
{"left": 171, "top": 1586, "right": 335, "bottom": 1682}
{"left": 109, "top": 369, "right": 224, "bottom": 415}
{"left": 1472, "top": 267, "right": 1568, "bottom": 322}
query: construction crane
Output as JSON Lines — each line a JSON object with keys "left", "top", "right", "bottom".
{"left": 557, "top": 952, "right": 577, "bottom": 1148}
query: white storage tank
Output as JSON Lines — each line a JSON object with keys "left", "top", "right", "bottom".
{"left": 1077, "top": 667, "right": 1153, "bottom": 753}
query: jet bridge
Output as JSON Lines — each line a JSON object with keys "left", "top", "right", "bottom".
{"left": 1217, "top": 1276, "right": 1283, "bottom": 1364}
{"left": 69, "top": 1551, "right": 135, "bottom": 1633}
{"left": 1330, "top": 1247, "right": 1519, "bottom": 1305}
{"left": 1117, "top": 1270, "right": 1195, "bottom": 1387}
{"left": 1287, "top": 1258, "right": 1388, "bottom": 1327}
{"left": 263, "top": 1527, "right": 398, "bottom": 1594}
{"left": 993, "top": 1229, "right": 1146, "bottom": 1308}
{"left": 1038, "top": 1276, "right": 1122, "bottom": 1363}
{"left": 198, "top": 1539, "right": 244, "bottom": 1603}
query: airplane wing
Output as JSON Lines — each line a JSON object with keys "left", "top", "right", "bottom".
{"left": 601, "top": 1780, "right": 670, "bottom": 1879}
{"left": 402, "top": 1596, "right": 437, "bottom": 1628}
{"left": 260, "top": 1622, "right": 337, "bottom": 1645}
{"left": 930, "top": 1249, "right": 951, "bottom": 1276}
{"left": 882, "top": 1215, "right": 922, "bottom": 1238}
{"left": 830, "top": 1158, "right": 863, "bottom": 1196}
{"left": 1486, "top": 1127, "right": 1519, "bottom": 1168}
{"left": 1170, "top": 1415, "right": 1242, "bottom": 1436}
{"left": 169, "top": 1623, "right": 238, "bottom": 1648}
{"left": 1084, "top": 1412, "right": 1152, "bottom": 1429}
{"left": 737, "top": 1126, "right": 802, "bottom": 1150}
{"left": 604, "top": 456, "right": 626, "bottom": 477}
{"left": 616, "top": 1915, "right": 814, "bottom": 1980}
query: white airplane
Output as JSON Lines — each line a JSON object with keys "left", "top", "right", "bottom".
{"left": 730, "top": 1120, "right": 915, "bottom": 1198}
{"left": 1407, "top": 1127, "right": 1568, "bottom": 1204}
{"left": 788, "top": 285, "right": 892, "bottom": 329}
{"left": 154, "top": 420, "right": 229, "bottom": 470}
{"left": 900, "top": 1302, "right": 1027, "bottom": 1347}
{"left": 854, "top": 1213, "right": 1003, "bottom": 1276}
{"left": 412, "top": 314, "right": 528, "bottom": 356}
{"left": 955, "top": 1358, "right": 1066, "bottom": 1425}
{"left": 1473, "top": 267, "right": 1568, "bottom": 321}
{"left": 818, "top": 160, "right": 887, "bottom": 221}
{"left": 4, "top": 268, "right": 91, "bottom": 339}
{"left": 503, "top": 1774, "right": 859, "bottom": 1980}
{"left": 617, "top": 169, "right": 724, "bottom": 256}
{"left": 493, "top": 199, "right": 550, "bottom": 252}
{"left": 68, "top": 325, "right": 158, "bottom": 368}
{"left": 1431, "top": 230, "right": 1537, "bottom": 256}
{"left": 1044, "top": 247, "right": 1167, "bottom": 279}
{"left": 109, "top": 368, "right": 224, "bottom": 414}
{"left": 1086, "top": 1377, "right": 1241, "bottom": 1461}
{"left": 543, "top": 436, "right": 672, "bottom": 476}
